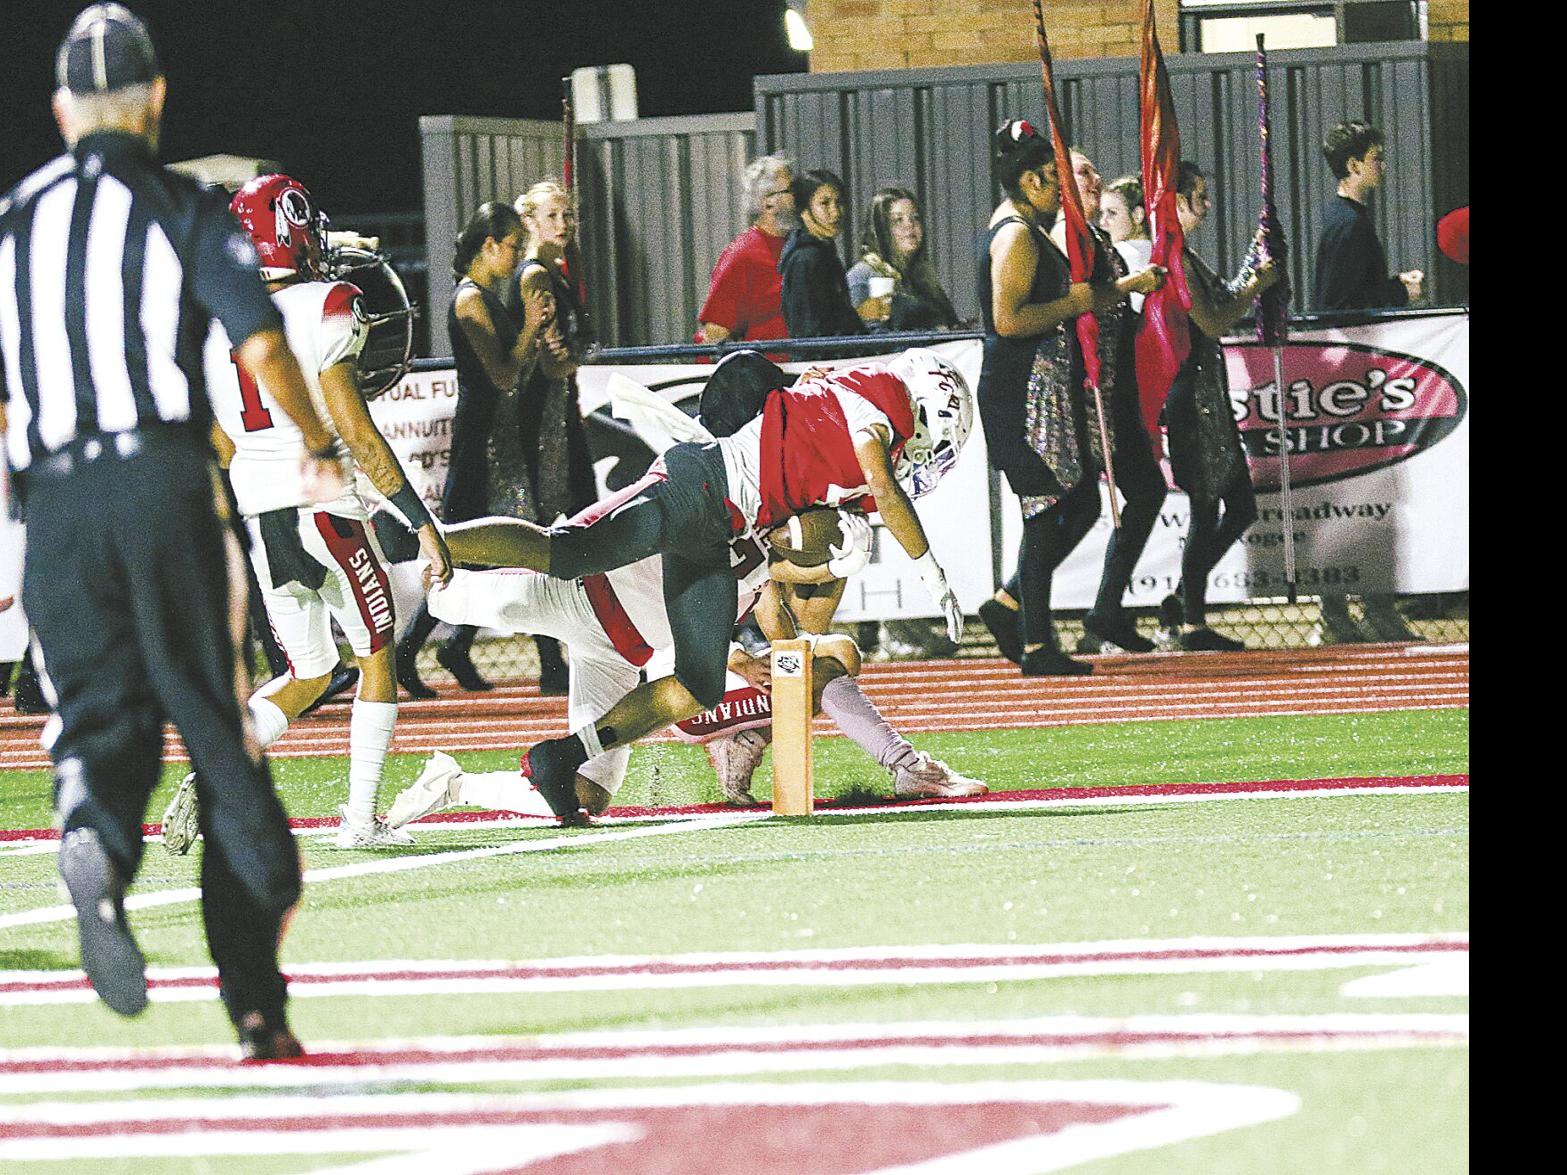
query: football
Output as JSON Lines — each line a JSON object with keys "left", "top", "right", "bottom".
{"left": 766, "top": 508, "right": 845, "bottom": 568}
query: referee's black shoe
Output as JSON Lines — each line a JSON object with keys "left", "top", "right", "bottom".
{"left": 237, "top": 1010, "right": 305, "bottom": 1062}
{"left": 59, "top": 828, "right": 148, "bottom": 1016}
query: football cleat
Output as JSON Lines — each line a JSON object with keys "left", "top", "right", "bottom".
{"left": 519, "top": 737, "right": 590, "bottom": 823}
{"left": 59, "top": 828, "right": 148, "bottom": 1016}
{"left": 893, "top": 752, "right": 989, "bottom": 799}
{"left": 160, "top": 772, "right": 200, "bottom": 857}
{"left": 708, "top": 728, "right": 770, "bottom": 806}
{"left": 331, "top": 804, "right": 415, "bottom": 849}
{"left": 386, "top": 751, "right": 463, "bottom": 829}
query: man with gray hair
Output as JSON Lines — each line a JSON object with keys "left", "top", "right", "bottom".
{"left": 0, "top": 4, "right": 345, "bottom": 1059}
{"left": 696, "top": 154, "right": 797, "bottom": 344}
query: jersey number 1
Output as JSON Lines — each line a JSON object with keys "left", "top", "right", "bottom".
{"left": 229, "top": 352, "right": 274, "bottom": 432}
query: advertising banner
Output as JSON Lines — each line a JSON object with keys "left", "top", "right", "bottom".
{"left": 365, "top": 309, "right": 1467, "bottom": 622}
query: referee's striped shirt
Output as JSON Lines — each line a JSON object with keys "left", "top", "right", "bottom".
{"left": 0, "top": 130, "right": 280, "bottom": 473}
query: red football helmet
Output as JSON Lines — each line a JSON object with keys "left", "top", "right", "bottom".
{"left": 229, "top": 173, "right": 324, "bottom": 281}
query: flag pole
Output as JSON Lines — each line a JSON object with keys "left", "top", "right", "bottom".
{"left": 1031, "top": 0, "right": 1121, "bottom": 528}
{"left": 1254, "top": 34, "right": 1296, "bottom": 603}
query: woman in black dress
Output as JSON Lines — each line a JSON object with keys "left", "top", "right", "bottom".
{"left": 974, "top": 120, "right": 1162, "bottom": 675}
{"left": 396, "top": 202, "right": 552, "bottom": 697}
{"left": 1158, "top": 162, "right": 1279, "bottom": 651}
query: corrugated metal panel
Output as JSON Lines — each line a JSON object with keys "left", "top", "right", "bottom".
{"left": 419, "top": 116, "right": 563, "bottom": 357}
{"left": 578, "top": 114, "right": 756, "bottom": 347}
{"left": 421, "top": 112, "right": 754, "bottom": 351}
{"left": 756, "top": 41, "right": 1467, "bottom": 317}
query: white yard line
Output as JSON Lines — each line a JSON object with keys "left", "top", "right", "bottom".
{"left": 0, "top": 811, "right": 767, "bottom": 932}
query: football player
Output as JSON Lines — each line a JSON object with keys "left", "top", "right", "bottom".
{"left": 385, "top": 499, "right": 981, "bottom": 829}
{"left": 430, "top": 349, "right": 974, "bottom": 821}
{"left": 163, "top": 175, "right": 451, "bottom": 853}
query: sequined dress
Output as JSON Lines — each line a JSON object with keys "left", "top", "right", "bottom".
{"left": 976, "top": 215, "right": 1096, "bottom": 520}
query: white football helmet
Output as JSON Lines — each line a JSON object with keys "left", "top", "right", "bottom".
{"left": 887, "top": 348, "right": 974, "bottom": 498}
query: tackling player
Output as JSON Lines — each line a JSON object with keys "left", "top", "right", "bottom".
{"left": 163, "top": 174, "right": 452, "bottom": 853}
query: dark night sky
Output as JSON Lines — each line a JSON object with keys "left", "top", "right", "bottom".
{"left": 2, "top": 0, "right": 808, "bottom": 215}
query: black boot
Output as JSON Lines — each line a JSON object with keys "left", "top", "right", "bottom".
{"left": 396, "top": 603, "right": 439, "bottom": 700}
{"left": 535, "top": 635, "right": 569, "bottom": 696}
{"left": 437, "top": 624, "right": 493, "bottom": 692}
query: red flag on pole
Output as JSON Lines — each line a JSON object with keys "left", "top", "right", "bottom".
{"left": 1031, "top": 0, "right": 1101, "bottom": 395}
{"left": 1135, "top": 0, "right": 1191, "bottom": 442}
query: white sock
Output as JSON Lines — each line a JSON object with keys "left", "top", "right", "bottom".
{"left": 460, "top": 771, "right": 555, "bottom": 818}
{"left": 248, "top": 695, "right": 290, "bottom": 750}
{"left": 348, "top": 699, "right": 397, "bottom": 825}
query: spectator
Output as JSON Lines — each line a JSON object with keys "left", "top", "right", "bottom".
{"left": 973, "top": 119, "right": 1159, "bottom": 676}
{"left": 1156, "top": 162, "right": 1280, "bottom": 651}
{"left": 696, "top": 154, "right": 796, "bottom": 344}
{"left": 1100, "top": 175, "right": 1152, "bottom": 308}
{"left": 1312, "top": 121, "right": 1422, "bottom": 643}
{"left": 396, "top": 202, "right": 551, "bottom": 698}
{"left": 1313, "top": 121, "right": 1423, "bottom": 311}
{"left": 509, "top": 179, "right": 599, "bottom": 693}
{"left": 1056, "top": 151, "right": 1167, "bottom": 655}
{"left": 847, "top": 188, "right": 962, "bottom": 331}
{"left": 779, "top": 169, "right": 866, "bottom": 339}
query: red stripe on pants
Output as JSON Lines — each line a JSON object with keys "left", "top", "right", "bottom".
{"left": 312, "top": 514, "right": 395, "bottom": 653}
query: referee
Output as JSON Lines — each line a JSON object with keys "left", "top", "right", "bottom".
{"left": 0, "top": 5, "right": 347, "bottom": 1059}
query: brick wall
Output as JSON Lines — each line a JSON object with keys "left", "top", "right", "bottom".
{"left": 804, "top": 1, "right": 1468, "bottom": 71}
{"left": 1426, "top": 0, "right": 1469, "bottom": 43}
{"left": 806, "top": 0, "right": 1181, "bottom": 72}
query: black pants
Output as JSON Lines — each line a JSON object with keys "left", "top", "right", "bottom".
{"left": 1179, "top": 476, "right": 1258, "bottom": 626}
{"left": 549, "top": 442, "right": 737, "bottom": 707}
{"left": 1005, "top": 478, "right": 1101, "bottom": 648}
{"left": 1091, "top": 427, "right": 1167, "bottom": 622}
{"left": 22, "top": 433, "right": 299, "bottom": 1027}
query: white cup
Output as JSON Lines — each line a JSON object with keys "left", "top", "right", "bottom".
{"left": 868, "top": 275, "right": 895, "bottom": 299}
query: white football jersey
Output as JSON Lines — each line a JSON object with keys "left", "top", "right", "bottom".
{"left": 206, "top": 279, "right": 368, "bottom": 517}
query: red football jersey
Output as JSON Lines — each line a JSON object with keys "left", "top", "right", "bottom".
{"left": 755, "top": 366, "right": 915, "bottom": 529}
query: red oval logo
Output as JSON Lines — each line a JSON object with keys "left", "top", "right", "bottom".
{"left": 1223, "top": 340, "right": 1467, "bottom": 491}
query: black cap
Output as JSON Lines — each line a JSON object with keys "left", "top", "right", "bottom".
{"left": 55, "top": 4, "right": 161, "bottom": 95}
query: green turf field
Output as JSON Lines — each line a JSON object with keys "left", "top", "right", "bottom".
{"left": 0, "top": 707, "right": 1468, "bottom": 1173}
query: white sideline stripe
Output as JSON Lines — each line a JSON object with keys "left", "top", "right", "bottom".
{"left": 0, "top": 812, "right": 766, "bottom": 932}
{"left": 0, "top": 939, "right": 1470, "bottom": 1008}
{"left": 0, "top": 1016, "right": 1468, "bottom": 1095}
{"left": 0, "top": 1010, "right": 1470, "bottom": 1063}
{"left": 0, "top": 931, "right": 1471, "bottom": 985}
{"left": 0, "top": 951, "right": 1471, "bottom": 1006}
{"left": 1341, "top": 956, "right": 1469, "bottom": 998}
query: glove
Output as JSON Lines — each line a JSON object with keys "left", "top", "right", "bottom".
{"left": 826, "top": 510, "right": 874, "bottom": 579}
{"left": 911, "top": 549, "right": 963, "bottom": 644}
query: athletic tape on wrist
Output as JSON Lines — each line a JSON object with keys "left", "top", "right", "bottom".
{"left": 390, "top": 482, "right": 434, "bottom": 530}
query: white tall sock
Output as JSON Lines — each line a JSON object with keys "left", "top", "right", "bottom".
{"left": 460, "top": 771, "right": 554, "bottom": 818}
{"left": 819, "top": 675, "right": 919, "bottom": 772}
{"left": 248, "top": 695, "right": 290, "bottom": 750}
{"left": 348, "top": 699, "right": 398, "bottom": 825}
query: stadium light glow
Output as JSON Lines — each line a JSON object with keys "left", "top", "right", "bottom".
{"left": 785, "top": 3, "right": 813, "bottom": 52}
